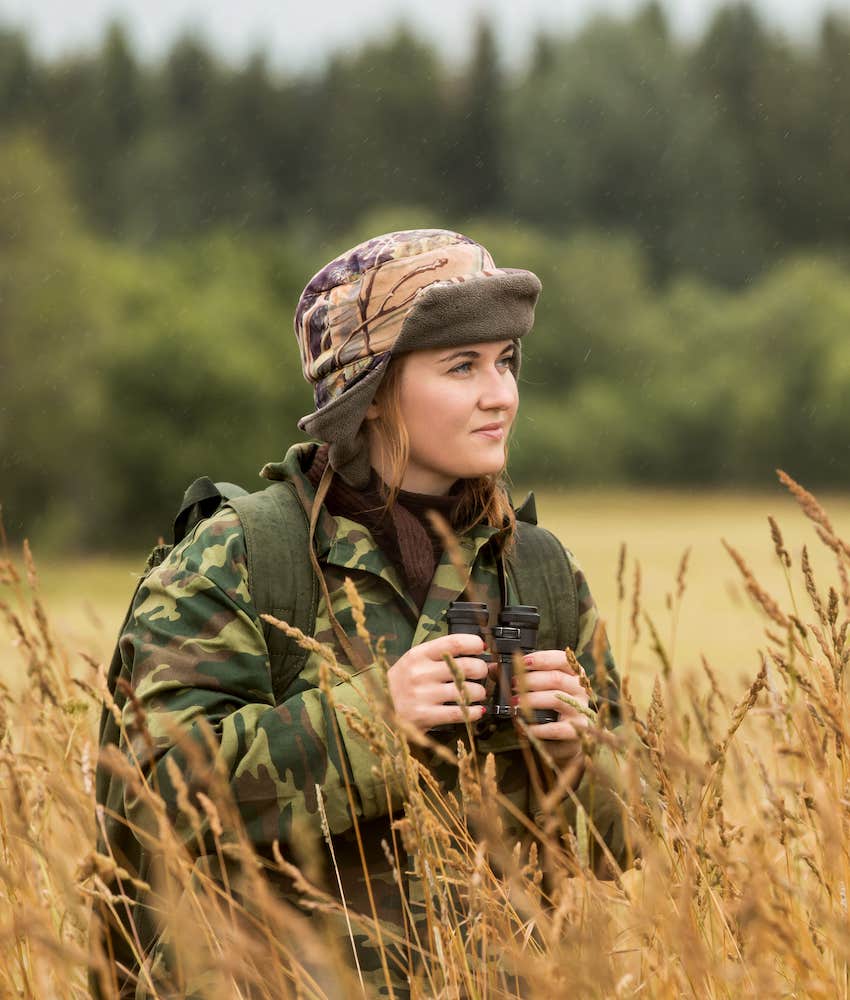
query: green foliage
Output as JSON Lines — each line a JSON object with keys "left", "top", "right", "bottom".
{"left": 4, "top": 136, "right": 850, "bottom": 551}
{"left": 4, "top": 5, "right": 850, "bottom": 282}
{"left": 447, "top": 18, "right": 505, "bottom": 216}
{"left": 0, "top": 133, "right": 111, "bottom": 543}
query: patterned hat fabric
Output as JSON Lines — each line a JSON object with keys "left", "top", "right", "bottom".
{"left": 293, "top": 228, "right": 542, "bottom": 486}
{"left": 296, "top": 230, "right": 496, "bottom": 408}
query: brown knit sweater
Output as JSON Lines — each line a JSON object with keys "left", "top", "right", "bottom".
{"left": 306, "top": 444, "right": 460, "bottom": 609}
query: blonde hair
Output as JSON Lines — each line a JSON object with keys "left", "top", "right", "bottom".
{"left": 368, "top": 358, "right": 517, "bottom": 551}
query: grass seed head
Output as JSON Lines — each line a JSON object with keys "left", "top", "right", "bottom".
{"left": 768, "top": 515, "right": 792, "bottom": 569}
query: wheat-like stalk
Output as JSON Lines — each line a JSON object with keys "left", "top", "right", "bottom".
{"left": 5, "top": 486, "right": 850, "bottom": 997}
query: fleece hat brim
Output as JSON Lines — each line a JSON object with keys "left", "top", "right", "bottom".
{"left": 297, "top": 267, "right": 541, "bottom": 487}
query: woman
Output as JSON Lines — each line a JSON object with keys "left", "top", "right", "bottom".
{"left": 107, "top": 229, "right": 625, "bottom": 998}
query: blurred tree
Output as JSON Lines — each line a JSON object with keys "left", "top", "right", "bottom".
{"left": 309, "top": 25, "right": 449, "bottom": 229}
{"left": 811, "top": 14, "right": 850, "bottom": 248}
{"left": 90, "top": 22, "right": 147, "bottom": 234}
{"left": 505, "top": 13, "right": 763, "bottom": 283}
{"left": 690, "top": 3, "right": 766, "bottom": 138}
{"left": 89, "top": 232, "right": 312, "bottom": 544}
{"left": 634, "top": 1, "right": 670, "bottom": 43}
{"left": 165, "top": 34, "right": 217, "bottom": 121}
{"left": 40, "top": 54, "right": 98, "bottom": 180}
{"left": 731, "top": 258, "right": 850, "bottom": 486}
{"left": 688, "top": 3, "right": 786, "bottom": 260}
{"left": 0, "top": 28, "right": 37, "bottom": 123}
{"left": 444, "top": 17, "right": 505, "bottom": 216}
{"left": 99, "top": 22, "right": 144, "bottom": 149}
{"left": 209, "top": 52, "right": 289, "bottom": 228}
{"left": 0, "top": 134, "right": 109, "bottom": 543}
{"left": 116, "top": 33, "right": 226, "bottom": 238}
{"left": 32, "top": 24, "right": 146, "bottom": 235}
{"left": 527, "top": 30, "right": 557, "bottom": 82}
{"left": 7, "top": 12, "right": 850, "bottom": 546}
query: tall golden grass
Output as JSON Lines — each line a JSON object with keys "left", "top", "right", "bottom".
{"left": 2, "top": 472, "right": 850, "bottom": 998}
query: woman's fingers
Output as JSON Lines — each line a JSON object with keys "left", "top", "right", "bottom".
{"left": 527, "top": 718, "right": 582, "bottom": 741}
{"left": 513, "top": 651, "right": 594, "bottom": 758}
{"left": 448, "top": 655, "right": 490, "bottom": 680}
{"left": 517, "top": 669, "right": 587, "bottom": 697}
{"left": 434, "top": 680, "right": 487, "bottom": 705}
{"left": 523, "top": 650, "right": 584, "bottom": 674}
{"left": 518, "top": 689, "right": 592, "bottom": 721}
{"left": 424, "top": 703, "right": 488, "bottom": 727}
{"left": 417, "top": 656, "right": 489, "bottom": 683}
{"left": 425, "top": 633, "right": 485, "bottom": 660}
{"left": 388, "top": 641, "right": 592, "bottom": 734}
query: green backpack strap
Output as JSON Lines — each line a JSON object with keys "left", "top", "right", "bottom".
{"left": 174, "top": 477, "right": 249, "bottom": 545}
{"left": 228, "top": 482, "right": 319, "bottom": 704}
{"left": 506, "top": 492, "right": 580, "bottom": 654}
{"left": 91, "top": 477, "right": 318, "bottom": 998}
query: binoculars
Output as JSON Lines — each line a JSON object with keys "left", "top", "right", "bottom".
{"left": 437, "top": 600, "right": 559, "bottom": 733}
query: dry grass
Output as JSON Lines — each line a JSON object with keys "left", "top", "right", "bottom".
{"left": 2, "top": 479, "right": 850, "bottom": 997}
{"left": 8, "top": 488, "right": 850, "bottom": 700}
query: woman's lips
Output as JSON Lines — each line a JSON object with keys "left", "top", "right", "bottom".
{"left": 473, "top": 425, "right": 505, "bottom": 440}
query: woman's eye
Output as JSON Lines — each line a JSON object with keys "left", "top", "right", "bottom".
{"left": 448, "top": 353, "right": 514, "bottom": 375}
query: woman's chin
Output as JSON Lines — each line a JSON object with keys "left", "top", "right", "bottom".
{"left": 461, "top": 456, "right": 507, "bottom": 479}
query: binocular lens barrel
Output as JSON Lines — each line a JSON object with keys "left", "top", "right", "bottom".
{"left": 498, "top": 604, "right": 540, "bottom": 654}
{"left": 446, "top": 602, "right": 489, "bottom": 638}
{"left": 442, "top": 601, "right": 558, "bottom": 728}
{"left": 498, "top": 605, "right": 540, "bottom": 629}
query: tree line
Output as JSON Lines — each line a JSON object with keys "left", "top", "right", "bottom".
{"left": 4, "top": 3, "right": 850, "bottom": 549}
{"left": 2, "top": 2, "right": 850, "bottom": 287}
{"left": 3, "top": 133, "right": 849, "bottom": 550}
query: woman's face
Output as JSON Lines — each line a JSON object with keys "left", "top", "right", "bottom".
{"left": 368, "top": 338, "right": 519, "bottom": 494}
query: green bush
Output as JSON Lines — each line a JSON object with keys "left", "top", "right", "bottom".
{"left": 5, "top": 138, "right": 850, "bottom": 550}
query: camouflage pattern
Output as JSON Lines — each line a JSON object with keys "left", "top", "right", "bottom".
{"left": 119, "top": 442, "right": 622, "bottom": 997}
{"left": 296, "top": 229, "right": 515, "bottom": 408}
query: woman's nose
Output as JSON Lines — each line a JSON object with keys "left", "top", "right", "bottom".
{"left": 479, "top": 368, "right": 518, "bottom": 411}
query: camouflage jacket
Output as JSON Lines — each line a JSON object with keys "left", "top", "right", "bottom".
{"left": 119, "top": 443, "right": 620, "bottom": 989}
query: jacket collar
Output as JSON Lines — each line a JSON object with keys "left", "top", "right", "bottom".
{"left": 261, "top": 441, "right": 510, "bottom": 612}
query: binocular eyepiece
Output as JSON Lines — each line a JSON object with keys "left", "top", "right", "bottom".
{"left": 442, "top": 600, "right": 559, "bottom": 730}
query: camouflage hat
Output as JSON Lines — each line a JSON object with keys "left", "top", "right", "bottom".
{"left": 294, "top": 229, "right": 542, "bottom": 487}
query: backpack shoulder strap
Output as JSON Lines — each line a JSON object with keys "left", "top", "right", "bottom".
{"left": 229, "top": 482, "right": 318, "bottom": 704}
{"left": 174, "top": 477, "right": 249, "bottom": 545}
{"left": 505, "top": 494, "right": 580, "bottom": 654}
{"left": 92, "top": 481, "right": 317, "bottom": 989}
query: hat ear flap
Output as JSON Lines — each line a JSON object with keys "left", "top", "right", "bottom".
{"left": 297, "top": 363, "right": 389, "bottom": 489}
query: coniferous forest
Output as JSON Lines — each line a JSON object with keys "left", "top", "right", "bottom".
{"left": 4, "top": 2, "right": 850, "bottom": 548}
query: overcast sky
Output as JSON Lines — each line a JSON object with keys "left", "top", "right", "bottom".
{"left": 2, "top": 0, "right": 849, "bottom": 73}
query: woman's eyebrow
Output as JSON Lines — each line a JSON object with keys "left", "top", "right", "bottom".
{"left": 438, "top": 349, "right": 479, "bottom": 363}
{"left": 437, "top": 345, "right": 515, "bottom": 364}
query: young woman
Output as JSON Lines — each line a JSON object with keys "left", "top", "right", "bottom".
{"left": 105, "top": 229, "right": 625, "bottom": 998}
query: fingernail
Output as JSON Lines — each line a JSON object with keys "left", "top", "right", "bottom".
{"left": 523, "top": 655, "right": 533, "bottom": 666}
{"left": 510, "top": 695, "right": 520, "bottom": 707}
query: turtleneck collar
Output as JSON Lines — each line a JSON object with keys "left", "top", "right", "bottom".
{"left": 306, "top": 444, "right": 463, "bottom": 609}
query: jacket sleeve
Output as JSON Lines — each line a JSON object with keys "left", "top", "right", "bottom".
{"left": 566, "top": 550, "right": 621, "bottom": 726}
{"left": 119, "top": 508, "right": 402, "bottom": 852}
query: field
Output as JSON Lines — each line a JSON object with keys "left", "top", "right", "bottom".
{"left": 3, "top": 483, "right": 850, "bottom": 998}
{"left": 6, "top": 486, "right": 850, "bottom": 698}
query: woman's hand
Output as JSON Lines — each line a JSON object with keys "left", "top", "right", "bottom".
{"left": 517, "top": 651, "right": 594, "bottom": 770}
{"left": 387, "top": 634, "right": 489, "bottom": 732}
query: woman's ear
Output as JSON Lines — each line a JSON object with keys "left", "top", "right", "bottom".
{"left": 365, "top": 401, "right": 380, "bottom": 421}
